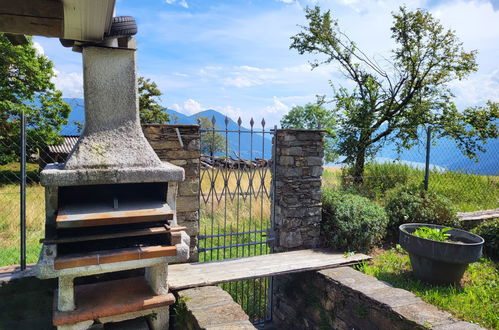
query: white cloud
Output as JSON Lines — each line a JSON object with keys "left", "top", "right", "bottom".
{"left": 450, "top": 70, "right": 499, "bottom": 106}
{"left": 265, "top": 97, "right": 289, "bottom": 114}
{"left": 33, "top": 42, "right": 45, "bottom": 55}
{"left": 223, "top": 76, "right": 260, "bottom": 88}
{"left": 52, "top": 69, "right": 83, "bottom": 98}
{"left": 172, "top": 103, "right": 181, "bottom": 111}
{"left": 164, "top": 0, "right": 188, "bottom": 8}
{"left": 183, "top": 98, "right": 204, "bottom": 114}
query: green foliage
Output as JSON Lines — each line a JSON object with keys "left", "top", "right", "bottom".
{"left": 332, "top": 163, "right": 498, "bottom": 212}
{"left": 342, "top": 162, "right": 415, "bottom": 200}
{"left": 172, "top": 296, "right": 191, "bottom": 329}
{"left": 358, "top": 248, "right": 499, "bottom": 329}
{"left": 412, "top": 226, "right": 451, "bottom": 242}
{"left": 0, "top": 34, "right": 70, "bottom": 164}
{"left": 472, "top": 219, "right": 499, "bottom": 260}
{"left": 280, "top": 100, "right": 337, "bottom": 162}
{"left": 198, "top": 116, "right": 227, "bottom": 155}
{"left": 322, "top": 188, "right": 388, "bottom": 252}
{"left": 290, "top": 6, "right": 498, "bottom": 183}
{"left": 385, "top": 185, "right": 459, "bottom": 235}
{"left": 138, "top": 77, "right": 170, "bottom": 124}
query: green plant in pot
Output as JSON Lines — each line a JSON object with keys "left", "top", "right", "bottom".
{"left": 399, "top": 223, "right": 484, "bottom": 285}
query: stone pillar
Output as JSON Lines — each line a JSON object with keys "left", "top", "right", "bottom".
{"left": 272, "top": 129, "right": 324, "bottom": 252}
{"left": 271, "top": 129, "right": 325, "bottom": 328}
{"left": 143, "top": 124, "right": 200, "bottom": 261}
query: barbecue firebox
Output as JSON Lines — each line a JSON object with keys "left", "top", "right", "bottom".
{"left": 35, "top": 43, "right": 189, "bottom": 330}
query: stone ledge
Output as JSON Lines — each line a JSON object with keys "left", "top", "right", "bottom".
{"left": 176, "top": 286, "right": 255, "bottom": 330}
{"left": 318, "top": 267, "right": 484, "bottom": 330}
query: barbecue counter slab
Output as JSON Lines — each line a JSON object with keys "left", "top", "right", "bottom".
{"left": 53, "top": 276, "right": 175, "bottom": 326}
{"left": 40, "top": 162, "right": 185, "bottom": 187}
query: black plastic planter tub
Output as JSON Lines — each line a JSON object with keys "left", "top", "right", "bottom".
{"left": 399, "top": 223, "right": 484, "bottom": 285}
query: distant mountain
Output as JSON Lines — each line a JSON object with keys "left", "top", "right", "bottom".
{"left": 167, "top": 109, "right": 273, "bottom": 159}
{"left": 60, "top": 99, "right": 273, "bottom": 159}
{"left": 61, "top": 98, "right": 84, "bottom": 135}
{"left": 60, "top": 98, "right": 497, "bottom": 174}
{"left": 377, "top": 130, "right": 499, "bottom": 175}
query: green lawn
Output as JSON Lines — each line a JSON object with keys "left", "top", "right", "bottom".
{"left": 357, "top": 247, "right": 499, "bottom": 329}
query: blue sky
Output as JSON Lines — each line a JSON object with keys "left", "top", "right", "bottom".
{"left": 33, "top": 0, "right": 499, "bottom": 127}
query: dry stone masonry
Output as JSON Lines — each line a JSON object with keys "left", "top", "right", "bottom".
{"left": 273, "top": 267, "right": 485, "bottom": 330}
{"left": 175, "top": 286, "right": 256, "bottom": 329}
{"left": 143, "top": 124, "right": 200, "bottom": 261}
{"left": 272, "top": 129, "right": 325, "bottom": 251}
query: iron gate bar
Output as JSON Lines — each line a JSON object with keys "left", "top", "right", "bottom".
{"left": 198, "top": 115, "right": 274, "bottom": 323}
{"left": 200, "top": 240, "right": 274, "bottom": 251}
{"left": 200, "top": 229, "right": 267, "bottom": 239}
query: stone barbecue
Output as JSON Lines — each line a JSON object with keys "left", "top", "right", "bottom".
{"left": 35, "top": 43, "right": 189, "bottom": 330}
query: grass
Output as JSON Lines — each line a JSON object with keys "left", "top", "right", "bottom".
{"left": 357, "top": 247, "right": 499, "bottom": 329}
{"left": 323, "top": 163, "right": 499, "bottom": 212}
{"left": 199, "top": 167, "right": 272, "bottom": 262}
{"left": 0, "top": 183, "right": 44, "bottom": 266}
{"left": 199, "top": 167, "right": 273, "bottom": 322}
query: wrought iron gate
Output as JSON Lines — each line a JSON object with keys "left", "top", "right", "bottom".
{"left": 198, "top": 115, "right": 275, "bottom": 324}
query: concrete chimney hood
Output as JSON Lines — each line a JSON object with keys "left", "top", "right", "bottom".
{"left": 41, "top": 46, "right": 184, "bottom": 186}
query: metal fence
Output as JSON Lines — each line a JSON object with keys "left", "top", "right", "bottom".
{"left": 330, "top": 126, "right": 499, "bottom": 212}
{"left": 198, "top": 116, "right": 275, "bottom": 324}
{"left": 0, "top": 112, "right": 80, "bottom": 269}
{"left": 1, "top": 112, "right": 497, "bottom": 274}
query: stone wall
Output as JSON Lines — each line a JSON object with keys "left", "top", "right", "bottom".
{"left": 273, "top": 267, "right": 484, "bottom": 330}
{"left": 173, "top": 286, "right": 256, "bottom": 329}
{"left": 0, "top": 266, "right": 55, "bottom": 330}
{"left": 272, "top": 129, "right": 324, "bottom": 251}
{"left": 143, "top": 124, "right": 200, "bottom": 262}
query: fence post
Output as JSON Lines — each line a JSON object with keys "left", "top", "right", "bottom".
{"left": 424, "top": 126, "right": 432, "bottom": 191}
{"left": 20, "top": 110, "right": 26, "bottom": 270}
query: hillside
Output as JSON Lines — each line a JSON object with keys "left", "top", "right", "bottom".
{"left": 60, "top": 98, "right": 497, "bottom": 174}
{"left": 61, "top": 99, "right": 273, "bottom": 159}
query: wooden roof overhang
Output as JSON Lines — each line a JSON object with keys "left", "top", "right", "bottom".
{"left": 0, "top": 0, "right": 115, "bottom": 42}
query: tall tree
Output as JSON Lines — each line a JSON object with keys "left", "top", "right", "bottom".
{"left": 281, "top": 99, "right": 337, "bottom": 162}
{"left": 198, "top": 116, "right": 226, "bottom": 156}
{"left": 138, "top": 77, "right": 170, "bottom": 124}
{"left": 0, "top": 34, "right": 70, "bottom": 165}
{"left": 290, "top": 6, "right": 498, "bottom": 183}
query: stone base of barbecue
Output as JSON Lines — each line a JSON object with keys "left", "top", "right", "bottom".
{"left": 53, "top": 276, "right": 174, "bottom": 330}
{"left": 35, "top": 233, "right": 189, "bottom": 329}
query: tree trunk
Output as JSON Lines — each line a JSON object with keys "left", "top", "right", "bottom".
{"left": 352, "top": 146, "right": 366, "bottom": 185}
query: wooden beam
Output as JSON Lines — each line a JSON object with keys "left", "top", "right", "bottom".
{"left": 0, "top": 0, "right": 63, "bottom": 18}
{"left": 0, "top": 15, "right": 63, "bottom": 38}
{"left": 0, "top": 0, "right": 63, "bottom": 37}
{"left": 5, "top": 33, "right": 28, "bottom": 45}
{"left": 168, "top": 249, "right": 371, "bottom": 290}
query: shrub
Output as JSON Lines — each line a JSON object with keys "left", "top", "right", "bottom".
{"left": 472, "top": 219, "right": 499, "bottom": 260}
{"left": 322, "top": 188, "right": 389, "bottom": 252}
{"left": 341, "top": 162, "right": 416, "bottom": 200}
{"left": 385, "top": 185, "right": 459, "bottom": 237}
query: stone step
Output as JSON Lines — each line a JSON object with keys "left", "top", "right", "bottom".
{"left": 53, "top": 276, "right": 175, "bottom": 326}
